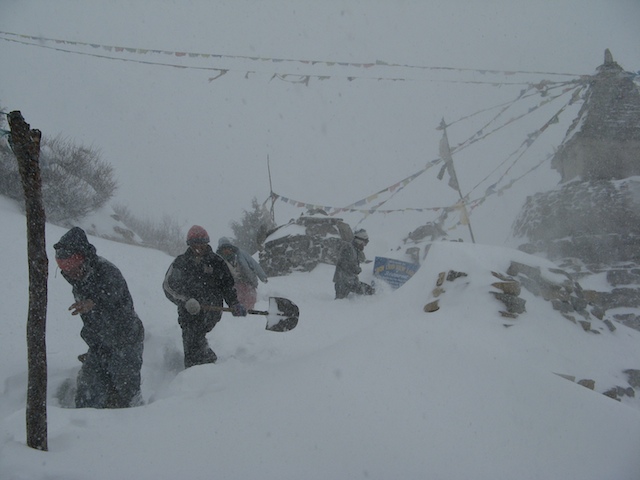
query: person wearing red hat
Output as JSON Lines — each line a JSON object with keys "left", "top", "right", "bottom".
{"left": 54, "top": 227, "right": 144, "bottom": 408}
{"left": 163, "top": 225, "right": 247, "bottom": 368}
{"left": 216, "top": 237, "right": 268, "bottom": 310}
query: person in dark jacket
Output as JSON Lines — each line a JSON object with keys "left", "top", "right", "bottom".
{"left": 333, "top": 229, "right": 375, "bottom": 299}
{"left": 217, "top": 237, "right": 268, "bottom": 310}
{"left": 54, "top": 227, "right": 144, "bottom": 409}
{"left": 163, "top": 225, "right": 247, "bottom": 368}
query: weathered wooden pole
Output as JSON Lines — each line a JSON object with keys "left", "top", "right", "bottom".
{"left": 7, "top": 111, "right": 48, "bottom": 451}
{"left": 438, "top": 118, "right": 476, "bottom": 243}
{"left": 267, "top": 154, "right": 276, "bottom": 223}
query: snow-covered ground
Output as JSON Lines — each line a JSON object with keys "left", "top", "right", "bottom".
{"left": 1, "top": 196, "right": 640, "bottom": 480}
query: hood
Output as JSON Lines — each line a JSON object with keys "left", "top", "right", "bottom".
{"left": 218, "top": 237, "right": 235, "bottom": 249}
{"left": 54, "top": 227, "right": 97, "bottom": 259}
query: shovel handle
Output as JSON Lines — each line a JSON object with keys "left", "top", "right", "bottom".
{"left": 202, "top": 305, "right": 268, "bottom": 316}
{"left": 202, "top": 296, "right": 298, "bottom": 332}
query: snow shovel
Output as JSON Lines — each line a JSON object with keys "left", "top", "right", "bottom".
{"left": 203, "top": 297, "right": 299, "bottom": 332}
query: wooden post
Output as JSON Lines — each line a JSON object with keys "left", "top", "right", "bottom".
{"left": 438, "top": 118, "right": 476, "bottom": 243}
{"left": 7, "top": 111, "right": 48, "bottom": 451}
{"left": 267, "top": 154, "right": 276, "bottom": 223}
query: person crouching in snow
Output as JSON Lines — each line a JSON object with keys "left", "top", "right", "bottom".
{"left": 216, "top": 237, "right": 268, "bottom": 310}
{"left": 163, "top": 226, "right": 247, "bottom": 368}
{"left": 333, "top": 229, "right": 375, "bottom": 299}
{"left": 54, "top": 227, "right": 144, "bottom": 408}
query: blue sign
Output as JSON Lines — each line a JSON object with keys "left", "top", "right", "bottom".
{"left": 373, "top": 257, "right": 420, "bottom": 289}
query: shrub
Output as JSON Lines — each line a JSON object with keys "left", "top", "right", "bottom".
{"left": 113, "top": 204, "right": 186, "bottom": 257}
{"left": 230, "top": 197, "right": 277, "bottom": 254}
{"left": 0, "top": 124, "right": 118, "bottom": 222}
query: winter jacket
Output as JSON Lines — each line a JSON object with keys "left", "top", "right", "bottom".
{"left": 163, "top": 244, "right": 240, "bottom": 318}
{"left": 217, "top": 238, "right": 268, "bottom": 288}
{"left": 333, "top": 239, "right": 365, "bottom": 287}
{"left": 55, "top": 227, "right": 144, "bottom": 408}
{"left": 56, "top": 229, "right": 144, "bottom": 350}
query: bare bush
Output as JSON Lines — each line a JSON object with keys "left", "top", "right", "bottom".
{"left": 0, "top": 124, "right": 118, "bottom": 222}
{"left": 40, "top": 136, "right": 117, "bottom": 222}
{"left": 230, "top": 197, "right": 277, "bottom": 254}
{"left": 0, "top": 110, "right": 22, "bottom": 201}
{"left": 0, "top": 139, "right": 21, "bottom": 200}
{"left": 113, "top": 204, "right": 186, "bottom": 257}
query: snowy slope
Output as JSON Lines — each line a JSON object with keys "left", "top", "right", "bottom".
{"left": 1, "top": 196, "right": 640, "bottom": 480}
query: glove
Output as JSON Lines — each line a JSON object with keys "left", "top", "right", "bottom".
{"left": 232, "top": 303, "right": 247, "bottom": 317}
{"left": 185, "top": 298, "right": 201, "bottom": 315}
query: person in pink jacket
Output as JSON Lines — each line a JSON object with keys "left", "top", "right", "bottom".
{"left": 216, "top": 237, "right": 268, "bottom": 310}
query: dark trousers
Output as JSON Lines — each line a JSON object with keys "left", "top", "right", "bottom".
{"left": 335, "top": 279, "right": 374, "bottom": 299}
{"left": 75, "top": 342, "right": 143, "bottom": 408}
{"left": 179, "top": 312, "right": 220, "bottom": 368}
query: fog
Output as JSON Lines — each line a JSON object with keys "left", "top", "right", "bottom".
{"left": 1, "top": 0, "right": 639, "bottom": 246}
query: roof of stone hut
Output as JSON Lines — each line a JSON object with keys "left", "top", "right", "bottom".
{"left": 574, "top": 49, "right": 640, "bottom": 141}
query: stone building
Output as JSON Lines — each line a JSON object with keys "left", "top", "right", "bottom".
{"left": 551, "top": 49, "right": 640, "bottom": 182}
{"left": 258, "top": 212, "right": 354, "bottom": 277}
{"left": 513, "top": 50, "right": 640, "bottom": 329}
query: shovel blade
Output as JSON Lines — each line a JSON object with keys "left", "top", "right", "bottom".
{"left": 266, "top": 296, "right": 299, "bottom": 332}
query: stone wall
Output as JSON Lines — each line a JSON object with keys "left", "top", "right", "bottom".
{"left": 423, "top": 260, "right": 638, "bottom": 402}
{"left": 513, "top": 177, "right": 640, "bottom": 330}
